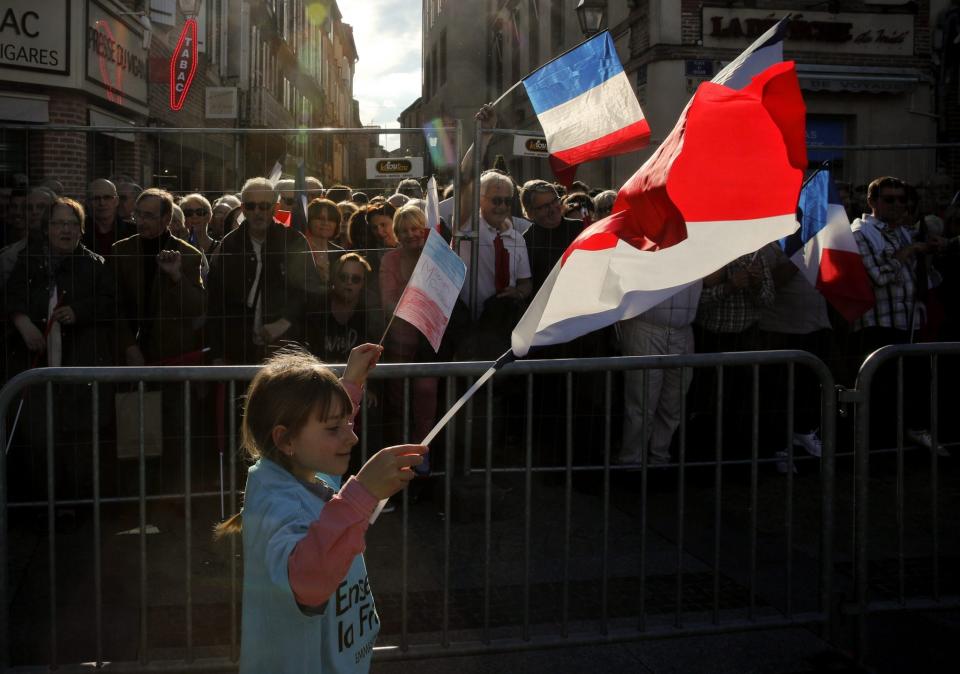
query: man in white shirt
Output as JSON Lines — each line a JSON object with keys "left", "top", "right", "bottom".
{"left": 458, "top": 171, "right": 532, "bottom": 319}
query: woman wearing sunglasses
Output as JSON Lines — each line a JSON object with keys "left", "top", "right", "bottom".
{"left": 180, "top": 193, "right": 219, "bottom": 258}
{"left": 313, "top": 252, "right": 382, "bottom": 364}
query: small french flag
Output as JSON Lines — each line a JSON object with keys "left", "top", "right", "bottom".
{"left": 523, "top": 32, "right": 650, "bottom": 182}
{"left": 784, "top": 169, "right": 875, "bottom": 321}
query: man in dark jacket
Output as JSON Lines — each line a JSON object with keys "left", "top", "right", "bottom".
{"left": 207, "top": 177, "right": 323, "bottom": 364}
{"left": 84, "top": 179, "right": 136, "bottom": 257}
{"left": 520, "top": 179, "right": 583, "bottom": 293}
{"left": 109, "top": 188, "right": 206, "bottom": 365}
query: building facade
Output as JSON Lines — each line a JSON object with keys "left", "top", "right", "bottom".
{"left": 0, "top": 0, "right": 363, "bottom": 199}
{"left": 632, "top": 0, "right": 941, "bottom": 191}
{"left": 419, "top": 0, "right": 951, "bottom": 198}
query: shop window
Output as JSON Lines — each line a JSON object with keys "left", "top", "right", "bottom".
{"left": 511, "top": 5, "right": 522, "bottom": 86}
{"left": 529, "top": 0, "right": 540, "bottom": 71}
{"left": 550, "top": 0, "right": 563, "bottom": 52}
{"left": 91, "top": 133, "right": 118, "bottom": 183}
{"left": 806, "top": 115, "right": 849, "bottom": 178}
{"left": 0, "top": 130, "right": 27, "bottom": 188}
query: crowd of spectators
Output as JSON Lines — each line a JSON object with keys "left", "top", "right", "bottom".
{"left": 1, "top": 159, "right": 958, "bottom": 501}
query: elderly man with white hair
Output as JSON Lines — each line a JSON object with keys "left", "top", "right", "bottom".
{"left": 457, "top": 170, "right": 532, "bottom": 320}
{"left": 206, "top": 177, "right": 322, "bottom": 364}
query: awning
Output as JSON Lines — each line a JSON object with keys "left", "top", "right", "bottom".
{"left": 0, "top": 93, "right": 49, "bottom": 123}
{"left": 89, "top": 107, "right": 136, "bottom": 142}
{"left": 795, "top": 63, "right": 925, "bottom": 95}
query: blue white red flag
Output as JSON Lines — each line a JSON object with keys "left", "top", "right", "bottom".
{"left": 522, "top": 31, "right": 650, "bottom": 183}
{"left": 513, "top": 18, "right": 804, "bottom": 357}
{"left": 784, "top": 169, "right": 874, "bottom": 321}
{"left": 395, "top": 228, "right": 467, "bottom": 352}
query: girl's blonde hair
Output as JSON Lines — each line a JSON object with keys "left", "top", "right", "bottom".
{"left": 214, "top": 347, "right": 353, "bottom": 539}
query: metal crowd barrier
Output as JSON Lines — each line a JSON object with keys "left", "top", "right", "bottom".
{"left": 0, "top": 351, "right": 837, "bottom": 671}
{"left": 845, "top": 342, "right": 960, "bottom": 662}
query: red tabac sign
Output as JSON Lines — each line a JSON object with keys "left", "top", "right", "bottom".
{"left": 169, "top": 18, "right": 198, "bottom": 111}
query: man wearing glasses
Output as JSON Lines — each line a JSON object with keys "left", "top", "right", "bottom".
{"left": 851, "top": 176, "right": 940, "bottom": 344}
{"left": 110, "top": 188, "right": 206, "bottom": 367}
{"left": 206, "top": 177, "right": 322, "bottom": 365}
{"left": 84, "top": 179, "right": 136, "bottom": 257}
{"left": 457, "top": 171, "right": 532, "bottom": 321}
{"left": 520, "top": 179, "right": 584, "bottom": 293}
{"left": 851, "top": 176, "right": 947, "bottom": 454}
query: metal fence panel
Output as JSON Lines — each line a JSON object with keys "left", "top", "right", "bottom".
{"left": 849, "top": 342, "right": 960, "bottom": 662}
{"left": 1, "top": 351, "right": 838, "bottom": 671}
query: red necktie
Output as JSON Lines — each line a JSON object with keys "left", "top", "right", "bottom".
{"left": 494, "top": 232, "right": 510, "bottom": 293}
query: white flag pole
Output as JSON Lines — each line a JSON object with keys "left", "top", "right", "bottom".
{"left": 369, "top": 349, "right": 516, "bottom": 524}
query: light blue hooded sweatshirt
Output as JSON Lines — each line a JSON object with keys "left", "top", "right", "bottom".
{"left": 238, "top": 458, "right": 379, "bottom": 673}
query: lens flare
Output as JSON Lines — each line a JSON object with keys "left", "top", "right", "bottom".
{"left": 423, "top": 119, "right": 456, "bottom": 169}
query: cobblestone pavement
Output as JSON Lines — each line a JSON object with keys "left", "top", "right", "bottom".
{"left": 5, "top": 448, "right": 959, "bottom": 672}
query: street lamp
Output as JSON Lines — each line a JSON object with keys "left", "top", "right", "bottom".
{"left": 575, "top": 0, "right": 607, "bottom": 37}
{"left": 178, "top": 0, "right": 201, "bottom": 16}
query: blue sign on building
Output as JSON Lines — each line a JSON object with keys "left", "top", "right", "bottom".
{"left": 806, "top": 117, "right": 846, "bottom": 163}
{"left": 685, "top": 59, "right": 713, "bottom": 78}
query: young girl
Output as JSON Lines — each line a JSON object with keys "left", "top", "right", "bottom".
{"left": 216, "top": 343, "right": 425, "bottom": 673}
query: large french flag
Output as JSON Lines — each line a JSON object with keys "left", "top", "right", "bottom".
{"left": 784, "top": 170, "right": 874, "bottom": 321}
{"left": 523, "top": 32, "right": 650, "bottom": 181}
{"left": 512, "top": 18, "right": 805, "bottom": 357}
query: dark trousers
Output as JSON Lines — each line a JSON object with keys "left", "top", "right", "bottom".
{"left": 855, "top": 326, "right": 929, "bottom": 443}
{"left": 760, "top": 329, "right": 835, "bottom": 445}
{"left": 691, "top": 324, "right": 761, "bottom": 458}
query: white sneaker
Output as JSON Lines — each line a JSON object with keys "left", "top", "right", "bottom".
{"left": 775, "top": 450, "right": 798, "bottom": 474}
{"left": 793, "top": 431, "right": 822, "bottom": 458}
{"left": 906, "top": 429, "right": 951, "bottom": 457}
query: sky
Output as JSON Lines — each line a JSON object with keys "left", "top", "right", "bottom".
{"left": 338, "top": 0, "right": 422, "bottom": 150}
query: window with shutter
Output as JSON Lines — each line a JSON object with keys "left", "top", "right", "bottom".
{"left": 150, "top": 0, "right": 176, "bottom": 27}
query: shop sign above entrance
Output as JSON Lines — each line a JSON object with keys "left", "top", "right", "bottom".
{"left": 513, "top": 135, "right": 549, "bottom": 158}
{"left": 0, "top": 0, "right": 69, "bottom": 74}
{"left": 702, "top": 9, "right": 914, "bottom": 57}
{"left": 366, "top": 157, "right": 424, "bottom": 180}
{"left": 86, "top": 1, "right": 148, "bottom": 108}
{"left": 169, "top": 18, "right": 198, "bottom": 111}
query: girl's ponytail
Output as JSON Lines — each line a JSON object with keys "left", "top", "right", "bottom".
{"left": 214, "top": 511, "right": 243, "bottom": 539}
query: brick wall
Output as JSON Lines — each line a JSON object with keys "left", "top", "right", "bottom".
{"left": 627, "top": 0, "right": 650, "bottom": 58}
{"left": 29, "top": 91, "right": 89, "bottom": 199}
{"left": 113, "top": 138, "right": 143, "bottom": 185}
{"left": 680, "top": 0, "right": 700, "bottom": 45}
